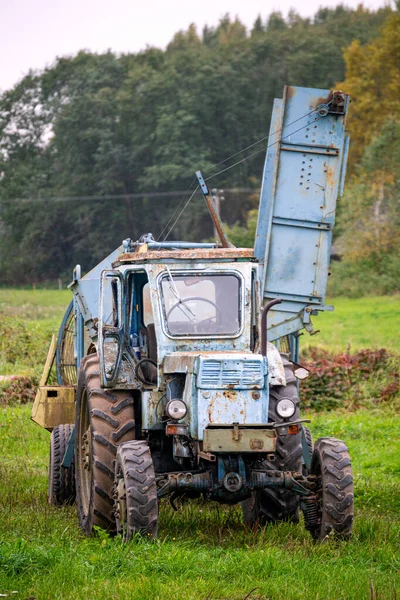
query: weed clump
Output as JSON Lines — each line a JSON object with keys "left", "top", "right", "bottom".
{"left": 0, "top": 377, "right": 36, "bottom": 406}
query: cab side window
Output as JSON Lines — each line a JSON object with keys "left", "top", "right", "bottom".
{"left": 142, "top": 283, "right": 154, "bottom": 326}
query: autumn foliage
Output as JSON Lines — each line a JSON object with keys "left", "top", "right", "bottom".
{"left": 301, "top": 348, "right": 399, "bottom": 410}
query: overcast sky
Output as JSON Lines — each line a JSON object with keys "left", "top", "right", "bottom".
{"left": 1, "top": 0, "right": 392, "bottom": 92}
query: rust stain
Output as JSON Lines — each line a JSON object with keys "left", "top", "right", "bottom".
{"left": 326, "top": 166, "right": 336, "bottom": 188}
{"left": 312, "top": 90, "right": 347, "bottom": 114}
{"left": 113, "top": 248, "right": 255, "bottom": 267}
{"left": 250, "top": 438, "right": 264, "bottom": 451}
{"left": 207, "top": 396, "right": 216, "bottom": 424}
{"left": 222, "top": 390, "right": 236, "bottom": 401}
{"left": 313, "top": 91, "right": 333, "bottom": 110}
{"left": 286, "top": 86, "right": 296, "bottom": 100}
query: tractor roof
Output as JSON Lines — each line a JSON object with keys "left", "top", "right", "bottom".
{"left": 112, "top": 247, "right": 255, "bottom": 267}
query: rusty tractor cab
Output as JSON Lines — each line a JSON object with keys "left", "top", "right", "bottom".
{"left": 32, "top": 86, "right": 354, "bottom": 541}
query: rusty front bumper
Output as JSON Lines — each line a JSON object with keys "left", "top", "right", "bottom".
{"left": 203, "top": 423, "right": 277, "bottom": 453}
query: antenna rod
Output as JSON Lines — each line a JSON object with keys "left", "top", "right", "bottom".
{"left": 196, "top": 171, "right": 233, "bottom": 248}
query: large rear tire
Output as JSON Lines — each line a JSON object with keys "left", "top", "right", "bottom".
{"left": 48, "top": 424, "right": 75, "bottom": 506}
{"left": 114, "top": 441, "right": 158, "bottom": 541}
{"left": 242, "top": 355, "right": 303, "bottom": 526}
{"left": 74, "top": 354, "right": 136, "bottom": 535}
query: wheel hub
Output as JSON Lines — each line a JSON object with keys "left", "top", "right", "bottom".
{"left": 115, "top": 475, "right": 127, "bottom": 530}
{"left": 82, "top": 429, "right": 91, "bottom": 471}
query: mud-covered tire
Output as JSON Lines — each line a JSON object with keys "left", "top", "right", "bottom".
{"left": 306, "top": 437, "right": 354, "bottom": 540}
{"left": 303, "top": 426, "right": 313, "bottom": 454}
{"left": 302, "top": 425, "right": 314, "bottom": 476}
{"left": 74, "top": 354, "right": 136, "bottom": 535}
{"left": 114, "top": 441, "right": 158, "bottom": 541}
{"left": 242, "top": 355, "right": 302, "bottom": 526}
{"left": 48, "top": 424, "right": 75, "bottom": 506}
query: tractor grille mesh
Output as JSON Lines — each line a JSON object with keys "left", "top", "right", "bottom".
{"left": 198, "top": 358, "right": 264, "bottom": 389}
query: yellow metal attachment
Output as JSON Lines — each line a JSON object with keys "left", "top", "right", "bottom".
{"left": 31, "top": 386, "right": 75, "bottom": 431}
{"left": 31, "top": 334, "right": 75, "bottom": 431}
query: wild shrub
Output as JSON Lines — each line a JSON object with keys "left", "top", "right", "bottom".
{"left": 300, "top": 348, "right": 399, "bottom": 410}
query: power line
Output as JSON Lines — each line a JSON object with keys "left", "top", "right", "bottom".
{"left": 0, "top": 104, "right": 324, "bottom": 244}
{"left": 0, "top": 187, "right": 260, "bottom": 205}
{"left": 204, "top": 107, "right": 317, "bottom": 178}
{"left": 157, "top": 177, "right": 198, "bottom": 241}
{"left": 163, "top": 186, "right": 200, "bottom": 242}
{"left": 205, "top": 115, "right": 322, "bottom": 182}
{"left": 0, "top": 190, "right": 188, "bottom": 205}
{"left": 164, "top": 107, "right": 323, "bottom": 234}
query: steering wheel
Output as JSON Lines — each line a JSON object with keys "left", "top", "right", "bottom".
{"left": 166, "top": 297, "right": 222, "bottom": 331}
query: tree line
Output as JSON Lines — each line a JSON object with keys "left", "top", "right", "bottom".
{"left": 0, "top": 5, "right": 396, "bottom": 287}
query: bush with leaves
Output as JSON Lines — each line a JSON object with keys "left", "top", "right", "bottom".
{"left": 300, "top": 348, "right": 399, "bottom": 411}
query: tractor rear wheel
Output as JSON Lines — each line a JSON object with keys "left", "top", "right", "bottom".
{"left": 305, "top": 437, "right": 354, "bottom": 540}
{"left": 74, "top": 354, "right": 136, "bottom": 535}
{"left": 48, "top": 424, "right": 75, "bottom": 506}
{"left": 242, "top": 355, "right": 303, "bottom": 526}
{"left": 114, "top": 441, "right": 158, "bottom": 541}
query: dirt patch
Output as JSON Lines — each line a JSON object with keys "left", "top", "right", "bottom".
{"left": 0, "top": 376, "right": 36, "bottom": 405}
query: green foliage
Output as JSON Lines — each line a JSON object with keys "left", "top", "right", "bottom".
{"left": 332, "top": 120, "right": 400, "bottom": 296}
{"left": 339, "top": 12, "right": 400, "bottom": 168}
{"left": 328, "top": 256, "right": 400, "bottom": 298}
{"left": 0, "top": 7, "right": 392, "bottom": 285}
{"left": 224, "top": 208, "right": 258, "bottom": 247}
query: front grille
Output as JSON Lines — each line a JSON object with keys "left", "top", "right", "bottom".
{"left": 198, "top": 357, "right": 264, "bottom": 389}
{"left": 200, "top": 360, "right": 221, "bottom": 387}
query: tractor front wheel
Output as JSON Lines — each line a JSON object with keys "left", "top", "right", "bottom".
{"left": 74, "top": 354, "right": 136, "bottom": 535}
{"left": 304, "top": 437, "right": 354, "bottom": 540}
{"left": 114, "top": 441, "right": 158, "bottom": 541}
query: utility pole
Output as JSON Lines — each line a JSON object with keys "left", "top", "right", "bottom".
{"left": 211, "top": 188, "right": 225, "bottom": 241}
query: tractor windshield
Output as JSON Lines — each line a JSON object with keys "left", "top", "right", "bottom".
{"left": 159, "top": 272, "right": 242, "bottom": 337}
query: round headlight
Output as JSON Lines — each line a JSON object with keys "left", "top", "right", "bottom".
{"left": 276, "top": 398, "right": 296, "bottom": 419}
{"left": 166, "top": 399, "right": 187, "bottom": 420}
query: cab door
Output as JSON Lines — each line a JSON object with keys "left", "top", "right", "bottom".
{"left": 99, "top": 270, "right": 125, "bottom": 387}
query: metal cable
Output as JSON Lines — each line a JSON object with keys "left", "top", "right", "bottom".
{"left": 162, "top": 185, "right": 200, "bottom": 241}
{"left": 161, "top": 109, "right": 323, "bottom": 237}
{"left": 204, "top": 107, "right": 318, "bottom": 178}
{"left": 205, "top": 116, "right": 321, "bottom": 182}
{"left": 156, "top": 177, "right": 197, "bottom": 242}
{"left": 0, "top": 190, "right": 189, "bottom": 205}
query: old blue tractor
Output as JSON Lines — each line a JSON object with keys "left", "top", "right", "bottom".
{"left": 32, "top": 86, "right": 354, "bottom": 541}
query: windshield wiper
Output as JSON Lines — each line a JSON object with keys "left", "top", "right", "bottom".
{"left": 165, "top": 266, "right": 196, "bottom": 320}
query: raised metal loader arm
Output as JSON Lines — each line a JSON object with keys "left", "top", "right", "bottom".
{"left": 255, "top": 86, "right": 350, "bottom": 341}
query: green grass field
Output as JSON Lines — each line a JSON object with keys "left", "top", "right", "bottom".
{"left": 0, "top": 290, "right": 399, "bottom": 599}
{"left": 301, "top": 295, "right": 400, "bottom": 353}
